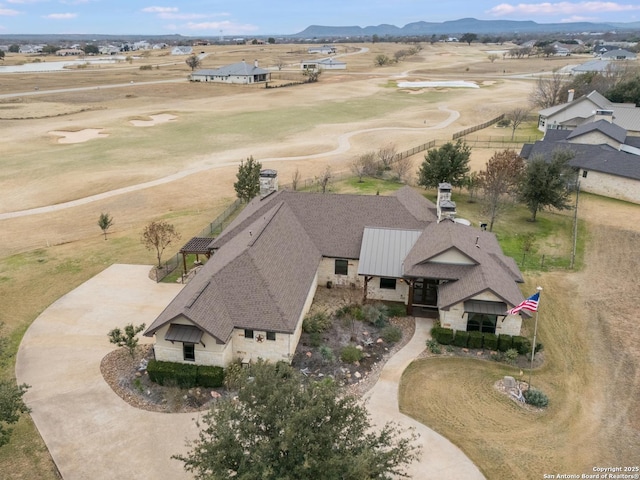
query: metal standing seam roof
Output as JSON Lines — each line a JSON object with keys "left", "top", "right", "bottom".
{"left": 165, "top": 324, "right": 203, "bottom": 344}
{"left": 357, "top": 228, "right": 422, "bottom": 277}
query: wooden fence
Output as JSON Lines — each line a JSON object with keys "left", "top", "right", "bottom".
{"left": 452, "top": 114, "right": 506, "bottom": 140}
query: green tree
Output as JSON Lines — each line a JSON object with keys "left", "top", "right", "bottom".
{"left": 107, "top": 323, "right": 146, "bottom": 358}
{"left": 185, "top": 54, "right": 201, "bottom": 71}
{"left": 417, "top": 140, "right": 471, "bottom": 189}
{"left": 267, "top": 37, "right": 276, "bottom": 44}
{"left": 41, "top": 44, "right": 59, "bottom": 55}
{"left": 97, "top": 212, "right": 114, "bottom": 240}
{"left": 0, "top": 51, "right": 4, "bottom": 61}
{"left": 460, "top": 33, "right": 478, "bottom": 46}
{"left": 8, "top": 44, "right": 19, "bottom": 53}
{"left": 0, "top": 324, "right": 30, "bottom": 448}
{"left": 519, "top": 150, "right": 574, "bottom": 221}
{"left": 478, "top": 150, "right": 526, "bottom": 231}
{"left": 233, "top": 156, "right": 262, "bottom": 202}
{"left": 606, "top": 75, "right": 640, "bottom": 106}
{"left": 83, "top": 44, "right": 99, "bottom": 55}
{"left": 174, "top": 362, "right": 420, "bottom": 479}
{"left": 141, "top": 221, "right": 181, "bottom": 269}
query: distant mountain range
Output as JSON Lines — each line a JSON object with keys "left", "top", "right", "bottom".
{"left": 292, "top": 17, "right": 640, "bottom": 37}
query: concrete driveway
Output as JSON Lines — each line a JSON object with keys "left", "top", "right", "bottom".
{"left": 15, "top": 264, "right": 198, "bottom": 480}
{"left": 16, "top": 263, "right": 484, "bottom": 479}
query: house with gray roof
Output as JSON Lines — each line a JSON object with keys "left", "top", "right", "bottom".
{"left": 189, "top": 60, "right": 270, "bottom": 84}
{"left": 145, "top": 185, "right": 526, "bottom": 367}
{"left": 521, "top": 119, "right": 640, "bottom": 204}
{"left": 537, "top": 90, "right": 640, "bottom": 135}
{"left": 301, "top": 57, "right": 346, "bottom": 70}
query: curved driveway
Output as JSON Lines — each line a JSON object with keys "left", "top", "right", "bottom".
{"left": 16, "top": 263, "right": 483, "bottom": 479}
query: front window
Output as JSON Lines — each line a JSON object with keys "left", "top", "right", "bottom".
{"left": 335, "top": 259, "right": 348, "bottom": 275}
{"left": 183, "top": 343, "right": 195, "bottom": 362}
{"left": 467, "top": 313, "right": 497, "bottom": 334}
{"left": 244, "top": 329, "right": 254, "bottom": 339}
{"left": 266, "top": 331, "right": 276, "bottom": 341}
{"left": 380, "top": 278, "right": 397, "bottom": 290}
{"left": 582, "top": 170, "right": 588, "bottom": 178}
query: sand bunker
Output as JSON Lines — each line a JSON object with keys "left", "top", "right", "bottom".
{"left": 397, "top": 81, "right": 479, "bottom": 89}
{"left": 129, "top": 113, "right": 177, "bottom": 127}
{"left": 49, "top": 129, "right": 109, "bottom": 144}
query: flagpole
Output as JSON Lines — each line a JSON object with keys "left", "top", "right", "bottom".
{"left": 528, "top": 286, "right": 543, "bottom": 388}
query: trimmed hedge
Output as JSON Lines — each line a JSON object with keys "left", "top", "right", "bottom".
{"left": 148, "top": 360, "right": 224, "bottom": 389}
{"left": 468, "top": 331, "right": 484, "bottom": 349}
{"left": 196, "top": 365, "right": 225, "bottom": 388}
{"left": 452, "top": 331, "right": 469, "bottom": 348}
{"left": 431, "top": 327, "right": 454, "bottom": 345}
{"left": 483, "top": 333, "right": 498, "bottom": 351}
{"left": 512, "top": 336, "right": 531, "bottom": 355}
{"left": 497, "top": 334, "right": 513, "bottom": 352}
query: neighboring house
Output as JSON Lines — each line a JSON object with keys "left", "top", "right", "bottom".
{"left": 601, "top": 49, "right": 637, "bottom": 60}
{"left": 537, "top": 90, "right": 640, "bottom": 134}
{"left": 189, "top": 60, "right": 270, "bottom": 84}
{"left": 56, "top": 48, "right": 84, "bottom": 56}
{"left": 144, "top": 185, "right": 526, "bottom": 367}
{"left": 171, "top": 46, "right": 193, "bottom": 55}
{"left": 308, "top": 45, "right": 336, "bottom": 54}
{"left": 570, "top": 59, "right": 626, "bottom": 75}
{"left": 300, "top": 58, "right": 347, "bottom": 70}
{"left": 521, "top": 119, "right": 640, "bottom": 204}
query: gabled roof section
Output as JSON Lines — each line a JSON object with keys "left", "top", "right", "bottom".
{"left": 567, "top": 119, "right": 627, "bottom": 144}
{"left": 145, "top": 202, "right": 321, "bottom": 341}
{"left": 211, "top": 187, "right": 433, "bottom": 259}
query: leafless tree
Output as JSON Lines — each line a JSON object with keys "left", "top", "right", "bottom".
{"left": 478, "top": 150, "right": 526, "bottom": 231}
{"left": 392, "top": 155, "right": 413, "bottom": 183}
{"left": 291, "top": 168, "right": 301, "bottom": 191}
{"left": 351, "top": 155, "right": 368, "bottom": 183}
{"left": 506, "top": 107, "right": 530, "bottom": 140}
{"left": 487, "top": 53, "right": 499, "bottom": 63}
{"left": 275, "top": 58, "right": 287, "bottom": 71}
{"left": 316, "top": 165, "right": 332, "bottom": 193}
{"left": 185, "top": 54, "right": 201, "bottom": 71}
{"left": 377, "top": 144, "right": 397, "bottom": 170}
{"left": 529, "top": 71, "right": 568, "bottom": 109}
{"left": 141, "top": 221, "right": 181, "bottom": 269}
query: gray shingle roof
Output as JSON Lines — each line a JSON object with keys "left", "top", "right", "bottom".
{"left": 567, "top": 119, "right": 627, "bottom": 144}
{"left": 193, "top": 61, "right": 270, "bottom": 77}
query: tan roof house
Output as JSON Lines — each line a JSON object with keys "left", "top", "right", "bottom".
{"left": 145, "top": 186, "right": 526, "bottom": 367}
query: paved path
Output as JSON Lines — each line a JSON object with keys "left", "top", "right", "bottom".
{"left": 15, "top": 265, "right": 197, "bottom": 480}
{"left": 16, "top": 264, "right": 483, "bottom": 479}
{"left": 364, "top": 319, "right": 486, "bottom": 479}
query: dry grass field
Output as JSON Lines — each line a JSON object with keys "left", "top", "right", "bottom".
{"left": 0, "top": 41, "right": 637, "bottom": 479}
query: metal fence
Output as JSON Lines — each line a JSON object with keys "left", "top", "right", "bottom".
{"left": 458, "top": 135, "right": 541, "bottom": 149}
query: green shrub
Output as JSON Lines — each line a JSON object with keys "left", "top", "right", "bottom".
{"left": 309, "top": 332, "right": 322, "bottom": 347}
{"left": 335, "top": 304, "right": 364, "bottom": 320}
{"left": 381, "top": 325, "right": 402, "bottom": 343}
{"left": 483, "top": 333, "right": 498, "bottom": 351}
{"left": 453, "top": 331, "right": 469, "bottom": 348}
{"left": 535, "top": 342, "right": 544, "bottom": 353}
{"left": 524, "top": 388, "right": 549, "bottom": 408}
{"left": 319, "top": 345, "right": 335, "bottom": 363}
{"left": 467, "top": 331, "right": 484, "bottom": 349}
{"left": 426, "top": 339, "right": 441, "bottom": 354}
{"left": 431, "top": 327, "right": 454, "bottom": 345}
{"left": 512, "top": 336, "right": 531, "bottom": 355}
{"left": 362, "top": 303, "right": 389, "bottom": 328}
{"left": 147, "top": 360, "right": 197, "bottom": 388}
{"left": 386, "top": 303, "right": 407, "bottom": 317}
{"left": 303, "top": 312, "right": 331, "bottom": 333}
{"left": 223, "top": 362, "right": 245, "bottom": 391}
{"left": 490, "top": 351, "right": 504, "bottom": 362}
{"left": 498, "top": 334, "right": 513, "bottom": 352}
{"left": 196, "top": 365, "right": 225, "bottom": 388}
{"left": 504, "top": 348, "right": 519, "bottom": 365}
{"left": 139, "top": 64, "right": 153, "bottom": 70}
{"left": 340, "top": 345, "right": 363, "bottom": 363}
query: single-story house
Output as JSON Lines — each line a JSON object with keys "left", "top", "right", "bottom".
{"left": 537, "top": 90, "right": 640, "bottom": 135}
{"left": 601, "top": 49, "right": 637, "bottom": 60}
{"left": 171, "top": 46, "right": 193, "bottom": 55}
{"left": 308, "top": 45, "right": 336, "bottom": 54}
{"left": 189, "top": 60, "right": 270, "bottom": 84}
{"left": 300, "top": 58, "right": 346, "bottom": 70}
{"left": 521, "top": 119, "right": 640, "bottom": 204}
{"left": 145, "top": 184, "right": 527, "bottom": 367}
{"left": 56, "top": 48, "right": 84, "bottom": 56}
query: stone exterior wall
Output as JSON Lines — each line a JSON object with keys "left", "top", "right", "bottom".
{"left": 579, "top": 169, "right": 640, "bottom": 204}
{"left": 568, "top": 130, "right": 620, "bottom": 148}
{"left": 366, "top": 277, "right": 409, "bottom": 303}
{"left": 439, "top": 290, "right": 522, "bottom": 336}
{"left": 152, "top": 317, "right": 233, "bottom": 367}
{"left": 317, "top": 257, "right": 362, "bottom": 288}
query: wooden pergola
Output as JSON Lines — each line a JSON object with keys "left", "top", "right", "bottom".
{"left": 179, "top": 237, "right": 213, "bottom": 275}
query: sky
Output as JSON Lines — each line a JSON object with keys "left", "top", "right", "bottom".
{"left": 1, "top": 0, "right": 640, "bottom": 36}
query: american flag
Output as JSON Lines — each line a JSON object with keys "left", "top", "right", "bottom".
{"left": 507, "top": 292, "right": 540, "bottom": 315}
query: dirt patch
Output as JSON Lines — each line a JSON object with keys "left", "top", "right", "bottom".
{"left": 129, "top": 113, "right": 177, "bottom": 127}
{"left": 48, "top": 128, "right": 108, "bottom": 143}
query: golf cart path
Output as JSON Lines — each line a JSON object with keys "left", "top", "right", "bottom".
{"left": 16, "top": 263, "right": 483, "bottom": 479}
{"left": 0, "top": 106, "right": 458, "bottom": 220}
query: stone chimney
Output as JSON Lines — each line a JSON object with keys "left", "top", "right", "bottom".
{"left": 436, "top": 182, "right": 456, "bottom": 222}
{"left": 254, "top": 59, "right": 259, "bottom": 68}
{"left": 259, "top": 169, "right": 278, "bottom": 197}
{"left": 567, "top": 89, "right": 575, "bottom": 102}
